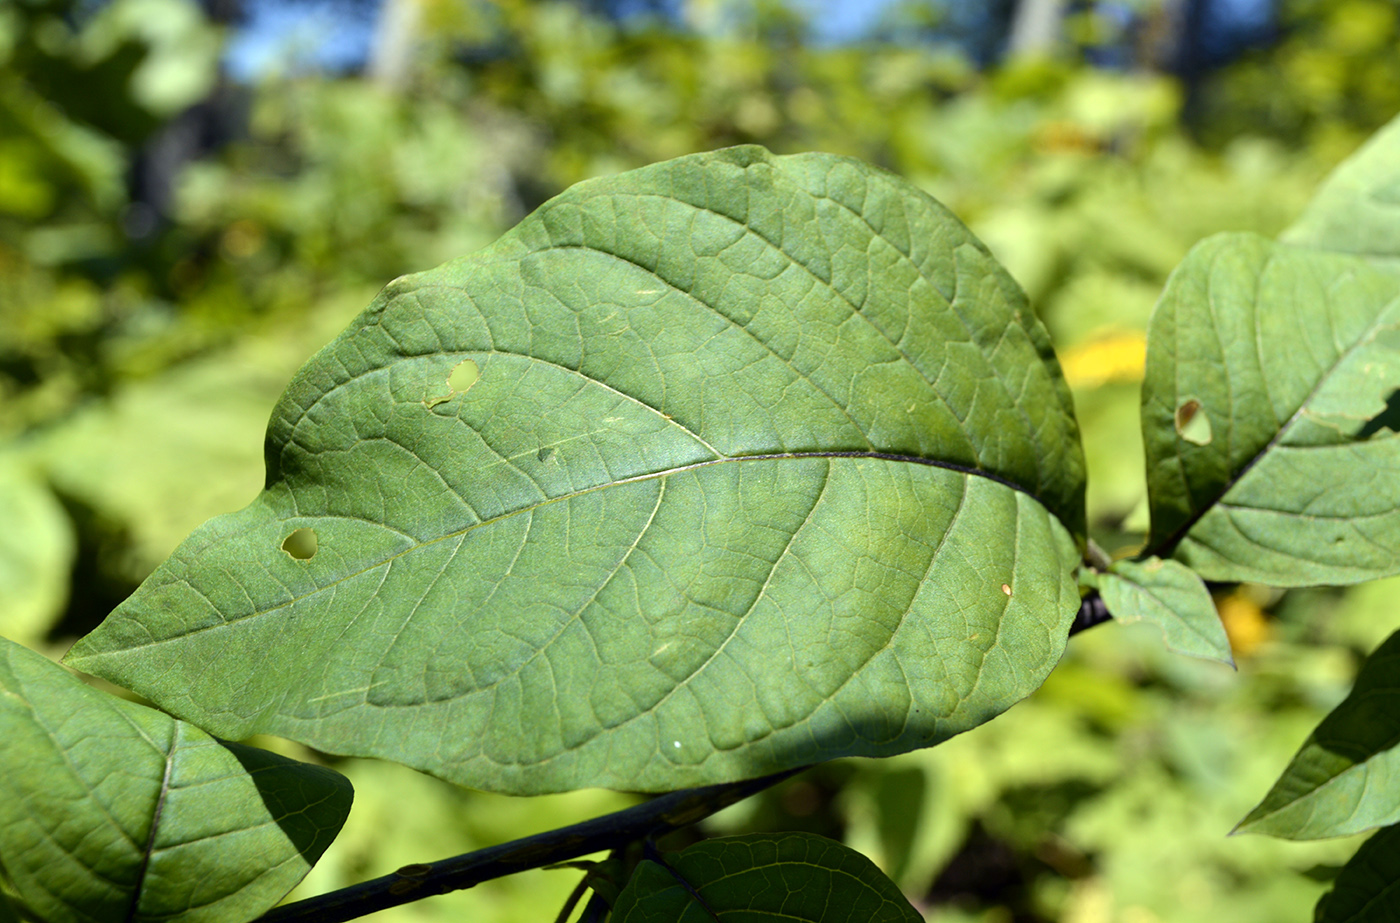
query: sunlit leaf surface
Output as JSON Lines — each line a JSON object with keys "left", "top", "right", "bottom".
{"left": 0, "top": 637, "right": 351, "bottom": 923}
{"left": 67, "top": 146, "right": 1085, "bottom": 794}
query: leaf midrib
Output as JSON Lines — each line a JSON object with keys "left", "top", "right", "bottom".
{"left": 115, "top": 451, "right": 1038, "bottom": 650}
{"left": 124, "top": 728, "right": 175, "bottom": 923}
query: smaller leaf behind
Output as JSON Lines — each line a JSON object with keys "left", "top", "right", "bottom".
{"left": 1282, "top": 112, "right": 1400, "bottom": 262}
{"left": 1141, "top": 233, "right": 1400, "bottom": 585}
{"left": 1237, "top": 629, "right": 1400, "bottom": 840}
{"left": 1314, "top": 825, "right": 1400, "bottom": 923}
{"left": 611, "top": 833, "right": 921, "bottom": 923}
{"left": 0, "top": 637, "right": 352, "bottom": 923}
{"left": 1086, "top": 557, "right": 1233, "bottom": 666}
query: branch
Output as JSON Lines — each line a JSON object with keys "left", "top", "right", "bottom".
{"left": 1069, "top": 590, "right": 1112, "bottom": 636}
{"left": 255, "top": 766, "right": 807, "bottom": 923}
{"left": 1069, "top": 540, "right": 1115, "bottom": 636}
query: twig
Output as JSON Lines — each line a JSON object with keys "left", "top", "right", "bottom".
{"left": 1069, "top": 590, "right": 1112, "bottom": 635}
{"left": 255, "top": 766, "right": 807, "bottom": 923}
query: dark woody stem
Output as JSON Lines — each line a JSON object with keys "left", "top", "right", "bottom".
{"left": 255, "top": 766, "right": 807, "bottom": 923}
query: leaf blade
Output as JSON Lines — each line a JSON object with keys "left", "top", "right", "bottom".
{"left": 1282, "top": 113, "right": 1400, "bottom": 261}
{"left": 1237, "top": 629, "right": 1400, "bottom": 840}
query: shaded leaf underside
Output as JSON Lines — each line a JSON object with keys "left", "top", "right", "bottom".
{"left": 1313, "top": 824, "right": 1400, "bottom": 923}
{"left": 612, "top": 833, "right": 921, "bottom": 922}
{"left": 67, "top": 146, "right": 1085, "bottom": 794}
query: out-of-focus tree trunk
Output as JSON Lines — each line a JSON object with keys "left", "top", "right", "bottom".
{"left": 369, "top": 0, "right": 422, "bottom": 90}
{"left": 1005, "top": 0, "right": 1065, "bottom": 58}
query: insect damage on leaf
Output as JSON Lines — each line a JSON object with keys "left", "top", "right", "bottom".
{"left": 424, "top": 357, "right": 482, "bottom": 408}
{"left": 1356, "top": 388, "right": 1400, "bottom": 438}
{"left": 448, "top": 358, "right": 480, "bottom": 393}
{"left": 281, "top": 527, "right": 318, "bottom": 560}
{"left": 1174, "top": 399, "right": 1213, "bottom": 446}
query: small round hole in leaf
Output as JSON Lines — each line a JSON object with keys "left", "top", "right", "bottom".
{"left": 1175, "top": 399, "right": 1213, "bottom": 446}
{"left": 448, "top": 359, "right": 480, "bottom": 394}
{"left": 282, "top": 527, "right": 318, "bottom": 560}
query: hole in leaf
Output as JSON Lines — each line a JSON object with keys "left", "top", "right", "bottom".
{"left": 1357, "top": 389, "right": 1400, "bottom": 438}
{"left": 448, "top": 359, "right": 479, "bottom": 394}
{"left": 1175, "top": 399, "right": 1213, "bottom": 446}
{"left": 282, "top": 528, "right": 318, "bottom": 560}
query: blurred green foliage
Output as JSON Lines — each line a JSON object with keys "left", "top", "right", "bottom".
{"left": 1, "top": 0, "right": 1396, "bottom": 920}
{"left": 1194, "top": 0, "right": 1400, "bottom": 156}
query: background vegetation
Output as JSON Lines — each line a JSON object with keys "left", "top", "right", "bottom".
{"left": 3, "top": 1, "right": 1398, "bottom": 919}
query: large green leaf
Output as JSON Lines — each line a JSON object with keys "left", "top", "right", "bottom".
{"left": 611, "top": 833, "right": 920, "bottom": 922}
{"left": 1314, "top": 825, "right": 1400, "bottom": 923}
{"left": 66, "top": 146, "right": 1085, "bottom": 794}
{"left": 1237, "top": 629, "right": 1400, "bottom": 840}
{"left": 0, "top": 637, "right": 352, "bottom": 923}
{"left": 1282, "top": 113, "right": 1400, "bottom": 261}
{"left": 1141, "top": 232, "right": 1400, "bottom": 585}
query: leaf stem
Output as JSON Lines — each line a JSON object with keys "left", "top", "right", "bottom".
{"left": 578, "top": 891, "right": 612, "bottom": 923}
{"left": 254, "top": 766, "right": 807, "bottom": 923}
{"left": 552, "top": 874, "right": 592, "bottom": 923}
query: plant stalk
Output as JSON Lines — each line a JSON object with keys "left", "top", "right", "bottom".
{"left": 255, "top": 766, "right": 807, "bottom": 923}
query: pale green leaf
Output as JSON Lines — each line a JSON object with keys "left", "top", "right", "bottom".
{"left": 1282, "top": 113, "right": 1400, "bottom": 261}
{"left": 1090, "top": 556, "right": 1232, "bottom": 665}
{"left": 1237, "top": 630, "right": 1400, "bottom": 839}
{"left": 0, "top": 455, "right": 73, "bottom": 646}
{"left": 610, "top": 833, "right": 920, "bottom": 922}
{"left": 1314, "top": 825, "right": 1400, "bottom": 923}
{"left": 66, "top": 146, "right": 1085, "bottom": 794}
{"left": 1142, "top": 233, "right": 1400, "bottom": 585}
{"left": 0, "top": 637, "right": 352, "bottom": 923}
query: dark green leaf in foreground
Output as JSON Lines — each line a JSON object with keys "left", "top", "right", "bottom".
{"left": 1237, "top": 630, "right": 1400, "bottom": 840}
{"left": 1314, "top": 825, "right": 1400, "bottom": 923}
{"left": 0, "top": 887, "right": 24, "bottom": 923}
{"left": 611, "top": 833, "right": 920, "bottom": 923}
{"left": 1086, "top": 557, "right": 1232, "bottom": 665}
{"left": 1142, "top": 232, "right": 1400, "bottom": 585}
{"left": 66, "top": 146, "right": 1085, "bottom": 794}
{"left": 1282, "top": 112, "right": 1400, "bottom": 261}
{"left": 0, "top": 637, "right": 352, "bottom": 923}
